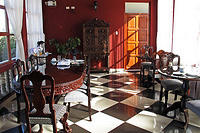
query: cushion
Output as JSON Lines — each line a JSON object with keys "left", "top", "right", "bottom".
{"left": 186, "top": 100, "right": 200, "bottom": 117}
{"left": 64, "top": 90, "right": 88, "bottom": 103}
{"left": 30, "top": 104, "right": 67, "bottom": 124}
{"left": 161, "top": 79, "right": 183, "bottom": 91}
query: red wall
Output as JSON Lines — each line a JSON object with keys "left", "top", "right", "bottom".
{"left": 42, "top": 0, "right": 157, "bottom": 69}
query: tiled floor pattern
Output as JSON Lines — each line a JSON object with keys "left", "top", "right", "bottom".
{"left": 1, "top": 71, "right": 200, "bottom": 133}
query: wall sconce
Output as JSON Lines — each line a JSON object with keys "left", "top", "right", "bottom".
{"left": 66, "top": 6, "right": 76, "bottom": 13}
{"left": 45, "top": 0, "right": 56, "bottom": 7}
{"left": 93, "top": 0, "right": 98, "bottom": 10}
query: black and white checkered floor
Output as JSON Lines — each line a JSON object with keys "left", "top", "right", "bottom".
{"left": 1, "top": 71, "right": 200, "bottom": 133}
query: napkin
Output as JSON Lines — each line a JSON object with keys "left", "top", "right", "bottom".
{"left": 71, "top": 59, "right": 84, "bottom": 64}
{"left": 57, "top": 60, "right": 70, "bottom": 67}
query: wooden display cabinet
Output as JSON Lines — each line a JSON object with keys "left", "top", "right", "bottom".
{"left": 83, "top": 18, "right": 110, "bottom": 72}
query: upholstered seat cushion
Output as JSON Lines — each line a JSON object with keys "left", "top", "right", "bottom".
{"left": 64, "top": 90, "right": 88, "bottom": 103}
{"left": 161, "top": 79, "right": 183, "bottom": 91}
{"left": 186, "top": 100, "right": 200, "bottom": 117}
{"left": 30, "top": 104, "right": 67, "bottom": 124}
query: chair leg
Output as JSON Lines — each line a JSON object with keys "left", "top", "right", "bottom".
{"left": 61, "top": 112, "right": 72, "bottom": 133}
{"left": 88, "top": 90, "right": 92, "bottom": 121}
{"left": 142, "top": 67, "right": 145, "bottom": 82}
{"left": 52, "top": 111, "right": 57, "bottom": 133}
{"left": 140, "top": 67, "right": 142, "bottom": 84}
{"left": 164, "top": 90, "right": 169, "bottom": 106}
{"left": 152, "top": 70, "right": 155, "bottom": 91}
{"left": 184, "top": 109, "right": 189, "bottom": 129}
{"left": 67, "top": 102, "right": 71, "bottom": 112}
{"left": 16, "top": 93, "right": 21, "bottom": 123}
{"left": 39, "top": 124, "right": 43, "bottom": 133}
{"left": 160, "top": 85, "right": 163, "bottom": 101}
{"left": 174, "top": 91, "right": 178, "bottom": 101}
{"left": 26, "top": 115, "right": 31, "bottom": 133}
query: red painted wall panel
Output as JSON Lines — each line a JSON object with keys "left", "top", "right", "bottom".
{"left": 42, "top": 0, "right": 157, "bottom": 69}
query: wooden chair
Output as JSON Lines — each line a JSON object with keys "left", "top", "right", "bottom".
{"left": 159, "top": 52, "right": 183, "bottom": 105}
{"left": 148, "top": 50, "right": 166, "bottom": 90}
{"left": 20, "top": 70, "right": 71, "bottom": 133}
{"left": 11, "top": 59, "right": 26, "bottom": 123}
{"left": 139, "top": 45, "right": 155, "bottom": 90}
{"left": 64, "top": 55, "right": 92, "bottom": 121}
{"left": 26, "top": 55, "right": 39, "bottom": 73}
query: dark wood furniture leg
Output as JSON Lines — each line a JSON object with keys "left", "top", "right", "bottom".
{"left": 16, "top": 93, "right": 21, "bottom": 123}
{"left": 163, "top": 80, "right": 189, "bottom": 115}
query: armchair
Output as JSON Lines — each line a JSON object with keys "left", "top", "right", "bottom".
{"left": 139, "top": 45, "right": 154, "bottom": 89}
{"left": 159, "top": 52, "right": 183, "bottom": 105}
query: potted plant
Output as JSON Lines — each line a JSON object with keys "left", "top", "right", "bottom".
{"left": 49, "top": 39, "right": 69, "bottom": 58}
{"left": 49, "top": 37, "right": 81, "bottom": 59}
{"left": 66, "top": 37, "right": 81, "bottom": 57}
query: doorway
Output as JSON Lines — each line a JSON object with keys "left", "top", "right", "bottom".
{"left": 124, "top": 2, "right": 150, "bottom": 70}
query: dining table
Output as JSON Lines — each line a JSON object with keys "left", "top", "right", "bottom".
{"left": 38, "top": 54, "right": 86, "bottom": 96}
{"left": 158, "top": 67, "right": 200, "bottom": 114}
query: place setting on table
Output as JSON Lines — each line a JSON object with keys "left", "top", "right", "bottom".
{"left": 159, "top": 64, "right": 200, "bottom": 80}
{"left": 50, "top": 56, "right": 85, "bottom": 70}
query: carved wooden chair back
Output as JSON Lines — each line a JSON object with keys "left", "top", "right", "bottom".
{"left": 140, "top": 45, "right": 154, "bottom": 62}
{"left": 159, "top": 51, "right": 170, "bottom": 73}
{"left": 167, "top": 52, "right": 180, "bottom": 71}
{"left": 11, "top": 59, "right": 26, "bottom": 90}
{"left": 16, "top": 59, "right": 26, "bottom": 76}
{"left": 159, "top": 52, "right": 180, "bottom": 74}
{"left": 153, "top": 50, "right": 167, "bottom": 69}
{"left": 20, "top": 70, "right": 71, "bottom": 133}
{"left": 12, "top": 63, "right": 20, "bottom": 83}
{"left": 11, "top": 59, "right": 26, "bottom": 123}
{"left": 20, "top": 70, "right": 55, "bottom": 132}
{"left": 26, "top": 55, "right": 38, "bottom": 73}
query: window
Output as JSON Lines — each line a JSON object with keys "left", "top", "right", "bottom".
{"left": 157, "top": 0, "right": 200, "bottom": 65}
{"left": 157, "top": 0, "right": 174, "bottom": 52}
{"left": 26, "top": 0, "right": 45, "bottom": 55}
{"left": 0, "top": 0, "right": 16, "bottom": 64}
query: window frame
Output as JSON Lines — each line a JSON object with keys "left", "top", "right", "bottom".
{"left": 0, "top": 4, "right": 15, "bottom": 73}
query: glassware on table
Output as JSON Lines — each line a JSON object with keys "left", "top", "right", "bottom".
{"left": 179, "top": 66, "right": 184, "bottom": 73}
{"left": 57, "top": 55, "right": 61, "bottom": 62}
{"left": 51, "top": 58, "right": 57, "bottom": 65}
{"left": 73, "top": 55, "right": 76, "bottom": 61}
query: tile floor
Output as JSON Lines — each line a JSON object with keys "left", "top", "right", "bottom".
{"left": 0, "top": 71, "right": 200, "bottom": 133}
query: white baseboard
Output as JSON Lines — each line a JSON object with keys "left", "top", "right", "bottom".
{"left": 109, "top": 68, "right": 125, "bottom": 73}
{"left": 125, "top": 69, "right": 140, "bottom": 72}
{"left": 109, "top": 68, "right": 141, "bottom": 73}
